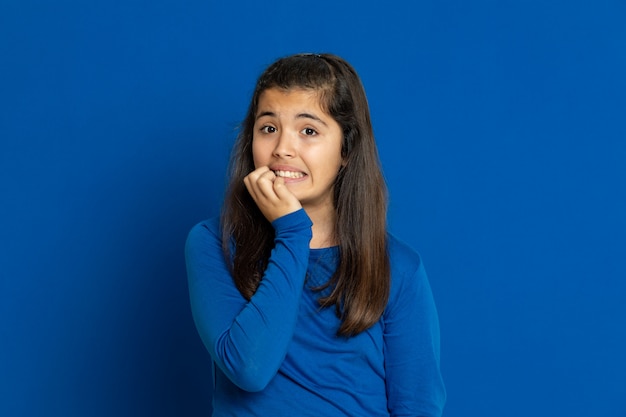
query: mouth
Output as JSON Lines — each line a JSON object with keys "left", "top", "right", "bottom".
{"left": 272, "top": 170, "right": 306, "bottom": 179}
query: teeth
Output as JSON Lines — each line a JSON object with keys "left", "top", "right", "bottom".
{"left": 274, "top": 170, "right": 304, "bottom": 179}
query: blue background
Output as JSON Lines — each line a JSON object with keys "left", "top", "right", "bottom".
{"left": 1, "top": 0, "right": 625, "bottom": 416}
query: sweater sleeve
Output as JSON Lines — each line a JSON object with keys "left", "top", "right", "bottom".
{"left": 185, "top": 209, "right": 313, "bottom": 392}
{"left": 384, "top": 255, "right": 447, "bottom": 417}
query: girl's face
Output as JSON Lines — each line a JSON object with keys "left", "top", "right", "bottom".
{"left": 252, "top": 87, "right": 344, "bottom": 215}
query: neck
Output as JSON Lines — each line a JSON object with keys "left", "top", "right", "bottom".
{"left": 304, "top": 205, "right": 337, "bottom": 249}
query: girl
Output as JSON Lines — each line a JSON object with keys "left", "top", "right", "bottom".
{"left": 186, "top": 53, "right": 446, "bottom": 416}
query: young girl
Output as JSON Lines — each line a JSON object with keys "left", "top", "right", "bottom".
{"left": 186, "top": 53, "right": 446, "bottom": 416}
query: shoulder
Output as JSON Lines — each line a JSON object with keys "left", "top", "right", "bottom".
{"left": 184, "top": 216, "right": 233, "bottom": 286}
{"left": 187, "top": 216, "right": 220, "bottom": 239}
{"left": 387, "top": 233, "right": 424, "bottom": 278}
{"left": 385, "top": 233, "right": 429, "bottom": 311}
{"left": 185, "top": 216, "right": 222, "bottom": 257}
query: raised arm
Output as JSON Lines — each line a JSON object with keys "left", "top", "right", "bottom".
{"left": 185, "top": 209, "right": 312, "bottom": 392}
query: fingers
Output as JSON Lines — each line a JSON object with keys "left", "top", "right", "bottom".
{"left": 271, "top": 176, "right": 291, "bottom": 200}
{"left": 244, "top": 166, "right": 302, "bottom": 222}
{"left": 244, "top": 167, "right": 275, "bottom": 202}
{"left": 256, "top": 169, "right": 280, "bottom": 201}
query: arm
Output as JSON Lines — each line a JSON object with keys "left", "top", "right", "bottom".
{"left": 384, "top": 258, "right": 447, "bottom": 417}
{"left": 185, "top": 209, "right": 312, "bottom": 392}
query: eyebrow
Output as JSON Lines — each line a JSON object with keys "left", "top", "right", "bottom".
{"left": 256, "top": 111, "right": 328, "bottom": 127}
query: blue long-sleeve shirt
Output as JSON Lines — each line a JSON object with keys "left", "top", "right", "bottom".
{"left": 185, "top": 209, "right": 446, "bottom": 416}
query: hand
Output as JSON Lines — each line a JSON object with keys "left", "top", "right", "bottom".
{"left": 244, "top": 166, "right": 302, "bottom": 222}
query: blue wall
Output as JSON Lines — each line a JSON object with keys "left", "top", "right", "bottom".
{"left": 1, "top": 0, "right": 625, "bottom": 416}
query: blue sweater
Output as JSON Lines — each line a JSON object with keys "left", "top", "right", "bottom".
{"left": 185, "top": 209, "right": 446, "bottom": 416}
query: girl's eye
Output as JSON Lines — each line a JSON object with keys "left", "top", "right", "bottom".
{"left": 301, "top": 127, "right": 318, "bottom": 136}
{"left": 260, "top": 126, "right": 276, "bottom": 134}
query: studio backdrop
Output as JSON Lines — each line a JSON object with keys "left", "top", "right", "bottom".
{"left": 1, "top": 0, "right": 625, "bottom": 416}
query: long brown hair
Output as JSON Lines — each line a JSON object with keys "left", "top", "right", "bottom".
{"left": 221, "top": 53, "right": 390, "bottom": 336}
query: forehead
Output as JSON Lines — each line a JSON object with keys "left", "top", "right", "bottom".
{"left": 256, "top": 88, "right": 325, "bottom": 115}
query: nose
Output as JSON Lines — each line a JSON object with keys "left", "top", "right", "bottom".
{"left": 272, "top": 130, "right": 296, "bottom": 158}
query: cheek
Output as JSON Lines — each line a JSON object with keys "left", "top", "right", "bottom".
{"left": 251, "top": 139, "right": 266, "bottom": 168}
{"left": 326, "top": 144, "right": 344, "bottom": 171}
